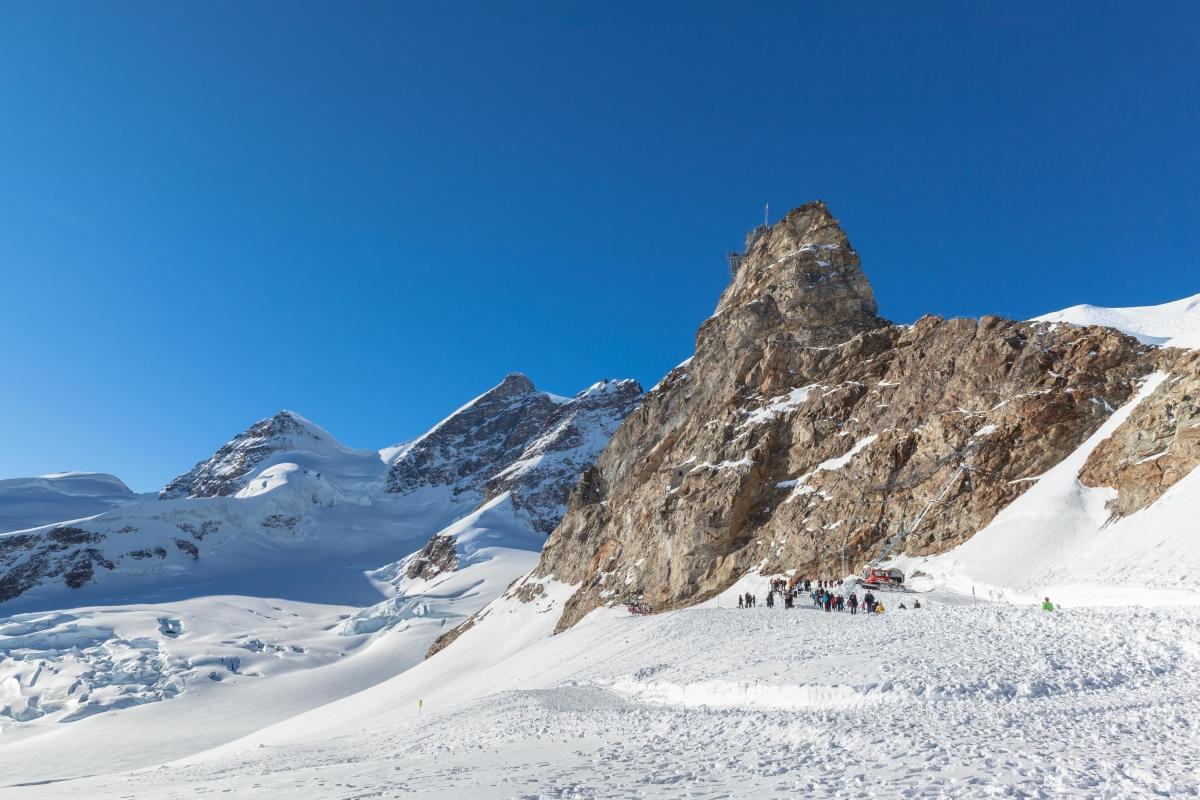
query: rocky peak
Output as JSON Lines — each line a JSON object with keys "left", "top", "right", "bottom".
{"left": 715, "top": 200, "right": 887, "bottom": 349}
{"left": 384, "top": 375, "right": 564, "bottom": 500}
{"left": 493, "top": 372, "right": 538, "bottom": 398}
{"left": 512, "top": 201, "right": 1166, "bottom": 634}
{"left": 159, "top": 410, "right": 331, "bottom": 500}
{"left": 485, "top": 378, "right": 644, "bottom": 533}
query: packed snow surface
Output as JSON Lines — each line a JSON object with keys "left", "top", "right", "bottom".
{"left": 8, "top": 597, "right": 1198, "bottom": 798}
{"left": 1034, "top": 291, "right": 1200, "bottom": 349}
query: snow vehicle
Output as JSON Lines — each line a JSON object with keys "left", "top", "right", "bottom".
{"left": 862, "top": 567, "right": 905, "bottom": 590}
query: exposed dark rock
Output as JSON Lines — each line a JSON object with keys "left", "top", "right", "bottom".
{"left": 386, "top": 374, "right": 560, "bottom": 500}
{"left": 386, "top": 372, "right": 642, "bottom": 533}
{"left": 125, "top": 547, "right": 168, "bottom": 560}
{"left": 176, "top": 521, "right": 219, "bottom": 540}
{"left": 47, "top": 526, "right": 102, "bottom": 545}
{"left": 172, "top": 538, "right": 200, "bottom": 559}
{"left": 405, "top": 534, "right": 459, "bottom": 580}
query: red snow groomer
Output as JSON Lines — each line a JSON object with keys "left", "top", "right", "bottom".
{"left": 861, "top": 567, "right": 905, "bottom": 590}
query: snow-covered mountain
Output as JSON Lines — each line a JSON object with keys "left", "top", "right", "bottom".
{"left": 385, "top": 373, "right": 641, "bottom": 532}
{"left": 0, "top": 472, "right": 142, "bottom": 535}
{"left": 484, "top": 378, "right": 643, "bottom": 533}
{"left": 0, "top": 373, "right": 641, "bottom": 610}
{"left": 159, "top": 411, "right": 353, "bottom": 500}
{"left": 1034, "top": 292, "right": 1200, "bottom": 349}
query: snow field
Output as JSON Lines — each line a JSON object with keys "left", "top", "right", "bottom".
{"left": 13, "top": 599, "right": 1200, "bottom": 799}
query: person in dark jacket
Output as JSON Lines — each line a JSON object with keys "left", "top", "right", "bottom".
{"left": 849, "top": 593, "right": 859, "bottom": 614}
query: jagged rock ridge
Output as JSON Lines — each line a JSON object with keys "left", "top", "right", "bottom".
{"left": 387, "top": 373, "right": 642, "bottom": 533}
{"left": 485, "top": 379, "right": 643, "bottom": 533}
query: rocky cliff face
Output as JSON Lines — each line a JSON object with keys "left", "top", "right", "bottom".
{"left": 1080, "top": 346, "right": 1200, "bottom": 518}
{"left": 524, "top": 201, "right": 1186, "bottom": 632}
{"left": 386, "top": 373, "right": 559, "bottom": 501}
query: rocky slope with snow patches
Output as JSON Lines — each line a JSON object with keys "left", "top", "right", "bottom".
{"left": 0, "top": 374, "right": 639, "bottom": 609}
{"left": 159, "top": 411, "right": 350, "bottom": 500}
{"left": 484, "top": 378, "right": 642, "bottom": 533}
{"left": 386, "top": 374, "right": 642, "bottom": 533}
{"left": 492, "top": 201, "right": 1200, "bottom": 633}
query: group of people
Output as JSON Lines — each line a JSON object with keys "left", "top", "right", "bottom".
{"left": 738, "top": 592, "right": 760, "bottom": 608}
{"left": 736, "top": 577, "right": 922, "bottom": 614}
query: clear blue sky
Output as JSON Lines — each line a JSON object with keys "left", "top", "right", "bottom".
{"left": 1, "top": 2, "right": 1197, "bottom": 491}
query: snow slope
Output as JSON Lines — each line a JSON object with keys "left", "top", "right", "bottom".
{"left": 899, "top": 371, "right": 1200, "bottom": 606}
{"left": 1034, "top": 292, "right": 1200, "bottom": 349}
{"left": 0, "top": 375, "right": 640, "bottom": 783}
{"left": 12, "top": 598, "right": 1199, "bottom": 798}
{"left": 0, "top": 472, "right": 141, "bottom": 535}
{"left": 0, "top": 500, "right": 541, "bottom": 780}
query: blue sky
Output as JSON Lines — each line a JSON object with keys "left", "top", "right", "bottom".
{"left": 1, "top": 2, "right": 1197, "bottom": 491}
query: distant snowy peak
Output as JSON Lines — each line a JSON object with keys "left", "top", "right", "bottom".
{"left": 384, "top": 373, "right": 560, "bottom": 501}
{"left": 487, "top": 378, "right": 643, "bottom": 533}
{"left": 1034, "top": 292, "right": 1200, "bottom": 350}
{"left": 160, "top": 410, "right": 348, "bottom": 499}
{"left": 385, "top": 373, "right": 643, "bottom": 531}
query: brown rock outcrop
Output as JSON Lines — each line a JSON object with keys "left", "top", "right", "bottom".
{"left": 405, "top": 534, "right": 459, "bottom": 580}
{"left": 1080, "top": 347, "right": 1200, "bottom": 518}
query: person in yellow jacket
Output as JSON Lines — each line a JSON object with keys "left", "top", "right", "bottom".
{"left": 1042, "top": 597, "right": 1055, "bottom": 611}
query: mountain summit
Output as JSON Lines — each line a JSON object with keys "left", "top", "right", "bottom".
{"left": 387, "top": 373, "right": 642, "bottom": 533}
{"left": 716, "top": 200, "right": 887, "bottom": 346}
{"left": 160, "top": 410, "right": 345, "bottom": 500}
